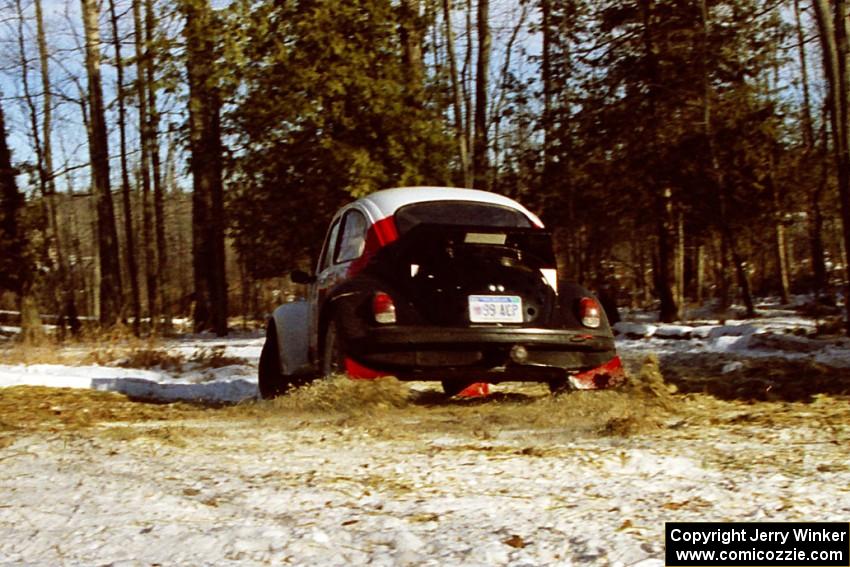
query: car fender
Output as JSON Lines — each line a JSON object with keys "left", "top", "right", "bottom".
{"left": 557, "top": 282, "right": 613, "bottom": 334}
{"left": 271, "top": 301, "right": 312, "bottom": 375}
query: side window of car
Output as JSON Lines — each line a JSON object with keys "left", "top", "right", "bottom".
{"left": 319, "top": 219, "right": 341, "bottom": 273}
{"left": 335, "top": 210, "right": 368, "bottom": 264}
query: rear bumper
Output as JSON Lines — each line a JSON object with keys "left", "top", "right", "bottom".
{"left": 346, "top": 325, "right": 619, "bottom": 384}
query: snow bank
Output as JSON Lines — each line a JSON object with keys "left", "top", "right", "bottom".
{"left": 615, "top": 312, "right": 850, "bottom": 368}
{"left": 0, "top": 362, "right": 259, "bottom": 403}
{"left": 0, "top": 336, "right": 266, "bottom": 403}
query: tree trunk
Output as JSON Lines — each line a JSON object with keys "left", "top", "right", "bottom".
{"left": 82, "top": 0, "right": 123, "bottom": 326}
{"left": 473, "top": 0, "right": 490, "bottom": 189}
{"left": 134, "top": 0, "right": 158, "bottom": 331}
{"left": 811, "top": 121, "right": 830, "bottom": 297}
{"left": 716, "top": 232, "right": 729, "bottom": 311}
{"left": 145, "top": 0, "right": 171, "bottom": 330}
{"left": 1, "top": 99, "right": 43, "bottom": 342}
{"left": 728, "top": 236, "right": 755, "bottom": 317}
{"left": 541, "top": 0, "right": 553, "bottom": 191}
{"left": 695, "top": 243, "right": 705, "bottom": 305}
{"left": 491, "top": 3, "right": 527, "bottom": 195}
{"left": 109, "top": 0, "right": 141, "bottom": 335}
{"left": 639, "top": 0, "right": 678, "bottom": 322}
{"left": 813, "top": 0, "right": 850, "bottom": 333}
{"left": 184, "top": 0, "right": 228, "bottom": 336}
{"left": 442, "top": 0, "right": 471, "bottom": 186}
{"left": 698, "top": 0, "right": 753, "bottom": 317}
{"left": 463, "top": 0, "right": 473, "bottom": 170}
{"left": 675, "top": 210, "right": 685, "bottom": 312}
{"left": 795, "top": 0, "right": 815, "bottom": 148}
{"left": 766, "top": 168, "right": 791, "bottom": 303}
{"left": 796, "top": 0, "right": 827, "bottom": 297}
{"left": 35, "top": 0, "right": 79, "bottom": 336}
{"left": 15, "top": 0, "right": 52, "bottom": 293}
{"left": 399, "top": 0, "right": 424, "bottom": 90}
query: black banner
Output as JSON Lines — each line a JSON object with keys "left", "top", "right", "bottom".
{"left": 665, "top": 522, "right": 849, "bottom": 566}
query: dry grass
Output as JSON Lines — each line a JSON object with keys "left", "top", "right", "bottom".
{"left": 0, "top": 386, "right": 208, "bottom": 432}
{"left": 658, "top": 353, "right": 850, "bottom": 402}
{"left": 0, "top": 336, "right": 246, "bottom": 371}
{"left": 0, "top": 330, "right": 156, "bottom": 367}
{"left": 227, "top": 355, "right": 679, "bottom": 441}
{"left": 3, "top": 354, "right": 849, "bottom": 454}
{"left": 189, "top": 345, "right": 248, "bottom": 369}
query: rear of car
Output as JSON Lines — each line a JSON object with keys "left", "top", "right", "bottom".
{"left": 333, "top": 195, "right": 624, "bottom": 391}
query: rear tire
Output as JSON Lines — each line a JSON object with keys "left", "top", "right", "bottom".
{"left": 258, "top": 321, "right": 289, "bottom": 399}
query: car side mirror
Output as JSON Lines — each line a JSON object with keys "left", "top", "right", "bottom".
{"left": 290, "top": 270, "right": 316, "bottom": 285}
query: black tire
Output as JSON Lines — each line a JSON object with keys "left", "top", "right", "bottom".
{"left": 321, "top": 319, "right": 346, "bottom": 377}
{"left": 259, "top": 321, "right": 288, "bottom": 399}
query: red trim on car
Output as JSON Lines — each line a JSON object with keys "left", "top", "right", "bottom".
{"left": 349, "top": 216, "right": 399, "bottom": 276}
{"left": 344, "top": 357, "right": 390, "bottom": 380}
{"left": 571, "top": 356, "right": 626, "bottom": 389}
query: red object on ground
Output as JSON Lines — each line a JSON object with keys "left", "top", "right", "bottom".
{"left": 571, "top": 355, "right": 626, "bottom": 389}
{"left": 344, "top": 357, "right": 389, "bottom": 380}
{"left": 457, "top": 382, "right": 490, "bottom": 397}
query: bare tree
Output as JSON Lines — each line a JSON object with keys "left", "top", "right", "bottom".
{"left": 640, "top": 0, "right": 680, "bottom": 322}
{"left": 109, "top": 0, "right": 141, "bottom": 334}
{"left": 34, "top": 0, "right": 79, "bottom": 334}
{"left": 81, "top": 0, "right": 123, "bottom": 325}
{"left": 183, "top": 0, "right": 227, "bottom": 336}
{"left": 442, "top": 0, "right": 471, "bottom": 186}
{"left": 133, "top": 0, "right": 158, "bottom": 329}
{"left": 697, "top": 0, "right": 752, "bottom": 318}
{"left": 145, "top": 0, "right": 171, "bottom": 329}
{"left": 473, "top": 0, "right": 490, "bottom": 189}
{"left": 813, "top": 0, "right": 850, "bottom": 333}
{"left": 793, "top": 0, "right": 827, "bottom": 298}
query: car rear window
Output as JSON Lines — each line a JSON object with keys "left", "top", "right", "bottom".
{"left": 394, "top": 201, "right": 532, "bottom": 234}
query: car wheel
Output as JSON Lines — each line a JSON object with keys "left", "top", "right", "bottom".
{"left": 321, "top": 319, "right": 346, "bottom": 377}
{"left": 258, "top": 321, "right": 289, "bottom": 399}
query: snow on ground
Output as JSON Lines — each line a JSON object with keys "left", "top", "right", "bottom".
{"left": 1, "top": 397, "right": 849, "bottom": 566}
{"left": 613, "top": 305, "right": 850, "bottom": 368}
{"left": 2, "top": 306, "right": 850, "bottom": 565}
{"left": 0, "top": 336, "right": 264, "bottom": 403}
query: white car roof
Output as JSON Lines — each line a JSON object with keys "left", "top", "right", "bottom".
{"left": 357, "top": 186, "right": 544, "bottom": 227}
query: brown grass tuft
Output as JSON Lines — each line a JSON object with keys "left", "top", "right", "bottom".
{"left": 271, "top": 375, "right": 411, "bottom": 414}
{"left": 189, "top": 346, "right": 247, "bottom": 369}
{"left": 114, "top": 348, "right": 185, "bottom": 371}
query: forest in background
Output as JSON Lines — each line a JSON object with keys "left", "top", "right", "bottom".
{"left": 1, "top": 0, "right": 850, "bottom": 338}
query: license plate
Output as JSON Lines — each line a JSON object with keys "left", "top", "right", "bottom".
{"left": 468, "top": 295, "right": 523, "bottom": 323}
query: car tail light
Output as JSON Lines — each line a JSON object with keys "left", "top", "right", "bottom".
{"left": 373, "top": 292, "right": 397, "bottom": 324}
{"left": 579, "top": 297, "right": 601, "bottom": 328}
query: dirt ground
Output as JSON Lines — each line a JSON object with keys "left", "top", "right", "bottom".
{"left": 2, "top": 355, "right": 850, "bottom": 565}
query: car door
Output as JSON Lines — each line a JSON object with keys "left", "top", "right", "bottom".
{"left": 308, "top": 207, "right": 369, "bottom": 360}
